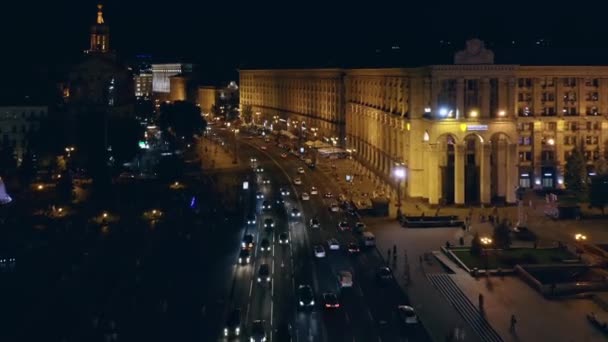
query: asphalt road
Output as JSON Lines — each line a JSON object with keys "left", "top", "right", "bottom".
{"left": 215, "top": 128, "right": 431, "bottom": 342}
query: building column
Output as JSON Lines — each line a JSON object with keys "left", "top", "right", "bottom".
{"left": 506, "top": 143, "right": 518, "bottom": 204}
{"left": 496, "top": 141, "right": 507, "bottom": 197}
{"left": 456, "top": 78, "right": 465, "bottom": 118}
{"left": 480, "top": 143, "right": 491, "bottom": 204}
{"left": 454, "top": 143, "right": 465, "bottom": 205}
{"left": 481, "top": 78, "right": 490, "bottom": 118}
{"left": 427, "top": 143, "right": 441, "bottom": 205}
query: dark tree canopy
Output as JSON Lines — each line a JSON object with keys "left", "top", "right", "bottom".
{"left": 493, "top": 219, "right": 512, "bottom": 250}
{"left": 470, "top": 232, "right": 482, "bottom": 256}
{"left": 108, "top": 116, "right": 142, "bottom": 165}
{"left": 159, "top": 101, "right": 207, "bottom": 144}
{"left": 564, "top": 144, "right": 588, "bottom": 196}
{"left": 589, "top": 174, "right": 608, "bottom": 215}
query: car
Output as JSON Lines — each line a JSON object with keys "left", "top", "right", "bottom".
{"left": 297, "top": 167, "right": 305, "bottom": 174}
{"left": 261, "top": 178, "right": 271, "bottom": 185}
{"left": 329, "top": 203, "right": 339, "bottom": 212}
{"left": 238, "top": 249, "right": 251, "bottom": 264}
{"left": 275, "top": 197, "right": 285, "bottom": 205}
{"left": 297, "top": 285, "right": 315, "bottom": 308}
{"left": 338, "top": 221, "right": 350, "bottom": 231}
{"left": 328, "top": 238, "right": 340, "bottom": 250}
{"left": 354, "top": 222, "right": 366, "bottom": 233}
{"left": 257, "top": 264, "right": 271, "bottom": 282}
{"left": 280, "top": 187, "right": 290, "bottom": 196}
{"left": 278, "top": 232, "right": 289, "bottom": 245}
{"left": 263, "top": 218, "right": 275, "bottom": 229}
{"left": 397, "top": 305, "right": 419, "bottom": 324}
{"left": 250, "top": 320, "right": 267, "bottom": 342}
{"left": 250, "top": 157, "right": 257, "bottom": 163}
{"left": 260, "top": 145, "right": 267, "bottom": 150}
{"left": 301, "top": 192, "right": 310, "bottom": 201}
{"left": 262, "top": 200, "right": 272, "bottom": 211}
{"left": 256, "top": 191, "right": 264, "bottom": 199}
{"left": 290, "top": 208, "right": 301, "bottom": 217}
{"left": 224, "top": 308, "right": 242, "bottom": 337}
{"left": 280, "top": 153, "right": 288, "bottom": 158}
{"left": 260, "top": 238, "right": 271, "bottom": 252}
{"left": 309, "top": 218, "right": 320, "bottom": 229}
{"left": 246, "top": 214, "right": 256, "bottom": 225}
{"left": 376, "top": 267, "right": 393, "bottom": 282}
{"left": 323, "top": 292, "right": 340, "bottom": 309}
{"left": 347, "top": 242, "right": 360, "bottom": 254}
{"left": 293, "top": 177, "right": 302, "bottom": 185}
{"left": 314, "top": 245, "right": 326, "bottom": 258}
{"left": 338, "top": 271, "right": 353, "bottom": 288}
{"left": 242, "top": 234, "right": 254, "bottom": 249}
{"left": 310, "top": 187, "right": 318, "bottom": 195}
{"left": 255, "top": 167, "right": 264, "bottom": 173}
{"left": 324, "top": 192, "right": 333, "bottom": 198}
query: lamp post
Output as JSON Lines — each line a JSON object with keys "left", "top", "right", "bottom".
{"left": 233, "top": 128, "right": 239, "bottom": 164}
{"left": 393, "top": 163, "right": 406, "bottom": 219}
{"left": 480, "top": 237, "right": 493, "bottom": 272}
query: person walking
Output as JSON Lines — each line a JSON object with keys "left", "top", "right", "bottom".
{"left": 510, "top": 314, "right": 517, "bottom": 333}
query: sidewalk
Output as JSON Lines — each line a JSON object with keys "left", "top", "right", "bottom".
{"left": 196, "top": 135, "right": 243, "bottom": 172}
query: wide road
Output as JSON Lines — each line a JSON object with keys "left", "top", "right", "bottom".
{"left": 233, "top": 130, "right": 432, "bottom": 342}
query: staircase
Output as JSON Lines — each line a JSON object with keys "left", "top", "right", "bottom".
{"left": 427, "top": 273, "right": 503, "bottom": 342}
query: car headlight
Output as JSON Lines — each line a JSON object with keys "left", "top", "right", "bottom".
{"left": 246, "top": 257, "right": 250, "bottom": 263}
{"left": 311, "top": 300, "right": 315, "bottom": 305}
{"left": 271, "top": 223, "right": 275, "bottom": 227}
{"left": 224, "top": 328, "right": 228, "bottom": 336}
{"left": 258, "top": 277, "right": 261, "bottom": 282}
{"left": 262, "top": 337, "right": 266, "bottom": 342}
{"left": 267, "top": 277, "right": 271, "bottom": 281}
{"left": 238, "top": 258, "right": 242, "bottom": 263}
{"left": 241, "top": 242, "right": 246, "bottom": 247}
{"left": 235, "top": 327, "right": 240, "bottom": 335}
{"left": 299, "top": 301, "right": 304, "bottom": 306}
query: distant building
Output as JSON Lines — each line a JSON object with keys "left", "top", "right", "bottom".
{"left": 66, "top": 3, "right": 133, "bottom": 117}
{"left": 0, "top": 102, "right": 48, "bottom": 162}
{"left": 169, "top": 74, "right": 197, "bottom": 102}
{"left": 151, "top": 63, "right": 193, "bottom": 95}
{"left": 134, "top": 54, "right": 153, "bottom": 99}
{"left": 197, "top": 86, "right": 217, "bottom": 114}
{"left": 196, "top": 81, "right": 239, "bottom": 119}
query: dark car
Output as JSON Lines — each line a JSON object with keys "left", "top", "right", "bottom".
{"left": 278, "top": 232, "right": 289, "bottom": 245}
{"left": 257, "top": 263, "right": 271, "bottom": 283}
{"left": 262, "top": 200, "right": 272, "bottom": 211}
{"left": 276, "top": 197, "right": 285, "bottom": 205}
{"left": 376, "top": 267, "right": 393, "bottom": 282}
{"left": 238, "top": 249, "right": 251, "bottom": 264}
{"left": 323, "top": 292, "right": 340, "bottom": 309}
{"left": 224, "top": 308, "right": 241, "bottom": 337}
{"left": 280, "top": 187, "right": 290, "bottom": 196}
{"left": 290, "top": 208, "right": 301, "bottom": 218}
{"left": 338, "top": 221, "right": 350, "bottom": 231}
{"left": 242, "top": 234, "right": 254, "bottom": 249}
{"left": 246, "top": 213, "right": 256, "bottom": 225}
{"left": 260, "top": 238, "right": 271, "bottom": 252}
{"left": 310, "top": 218, "right": 320, "bottom": 229}
{"left": 264, "top": 218, "right": 275, "bottom": 229}
{"left": 251, "top": 320, "right": 267, "bottom": 342}
{"left": 297, "top": 285, "right": 315, "bottom": 308}
{"left": 347, "top": 242, "right": 360, "bottom": 254}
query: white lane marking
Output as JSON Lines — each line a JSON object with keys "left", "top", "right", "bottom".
{"left": 270, "top": 299, "right": 274, "bottom": 327}
{"left": 345, "top": 312, "right": 350, "bottom": 324}
{"left": 249, "top": 279, "right": 254, "bottom": 297}
{"left": 246, "top": 302, "right": 250, "bottom": 325}
{"left": 367, "top": 310, "right": 374, "bottom": 322}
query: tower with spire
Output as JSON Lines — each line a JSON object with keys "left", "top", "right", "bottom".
{"left": 88, "top": 4, "right": 110, "bottom": 54}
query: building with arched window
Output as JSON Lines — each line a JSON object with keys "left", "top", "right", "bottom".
{"left": 240, "top": 39, "right": 608, "bottom": 205}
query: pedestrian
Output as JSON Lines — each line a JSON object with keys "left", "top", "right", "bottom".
{"left": 393, "top": 244, "right": 397, "bottom": 255}
{"left": 387, "top": 249, "right": 391, "bottom": 260}
{"left": 478, "top": 293, "right": 484, "bottom": 312}
{"left": 510, "top": 314, "right": 517, "bottom": 332}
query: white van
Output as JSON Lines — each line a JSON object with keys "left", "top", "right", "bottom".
{"left": 362, "top": 232, "right": 376, "bottom": 246}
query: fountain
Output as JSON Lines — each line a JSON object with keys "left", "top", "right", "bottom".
{"left": 0, "top": 177, "right": 12, "bottom": 205}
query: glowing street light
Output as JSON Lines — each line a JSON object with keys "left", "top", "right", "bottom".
{"left": 480, "top": 237, "right": 493, "bottom": 245}
{"left": 393, "top": 163, "right": 406, "bottom": 218}
{"left": 575, "top": 233, "right": 587, "bottom": 241}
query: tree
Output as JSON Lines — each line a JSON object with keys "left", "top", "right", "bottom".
{"left": 594, "top": 157, "right": 608, "bottom": 176}
{"left": 18, "top": 149, "right": 36, "bottom": 184}
{"left": 156, "top": 155, "right": 184, "bottom": 182}
{"left": 241, "top": 105, "right": 253, "bottom": 124}
{"left": 159, "top": 101, "right": 207, "bottom": 144}
{"left": 108, "top": 117, "right": 142, "bottom": 165}
{"left": 56, "top": 170, "right": 74, "bottom": 204}
{"left": 589, "top": 174, "right": 608, "bottom": 215}
{"left": 0, "top": 139, "right": 16, "bottom": 175}
{"left": 493, "top": 219, "right": 512, "bottom": 250}
{"left": 564, "top": 144, "right": 587, "bottom": 197}
{"left": 470, "top": 232, "right": 482, "bottom": 256}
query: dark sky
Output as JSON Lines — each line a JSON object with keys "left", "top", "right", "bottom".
{"left": 4, "top": 0, "right": 608, "bottom": 89}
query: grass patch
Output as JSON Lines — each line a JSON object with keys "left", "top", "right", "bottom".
{"left": 451, "top": 247, "right": 577, "bottom": 270}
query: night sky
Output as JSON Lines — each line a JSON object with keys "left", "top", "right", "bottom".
{"left": 4, "top": 0, "right": 608, "bottom": 94}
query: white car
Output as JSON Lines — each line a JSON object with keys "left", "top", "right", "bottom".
{"left": 293, "top": 178, "right": 302, "bottom": 185}
{"left": 397, "top": 305, "right": 419, "bottom": 324}
{"left": 301, "top": 192, "right": 310, "bottom": 201}
{"left": 314, "top": 245, "right": 326, "bottom": 258}
{"left": 310, "top": 187, "right": 318, "bottom": 195}
{"left": 329, "top": 203, "right": 339, "bottom": 212}
{"left": 328, "top": 238, "right": 340, "bottom": 250}
{"left": 297, "top": 167, "right": 305, "bottom": 174}
{"left": 338, "top": 271, "right": 353, "bottom": 288}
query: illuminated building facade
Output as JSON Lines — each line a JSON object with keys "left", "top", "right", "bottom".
{"left": 151, "top": 63, "right": 193, "bottom": 94}
{"left": 240, "top": 39, "right": 608, "bottom": 205}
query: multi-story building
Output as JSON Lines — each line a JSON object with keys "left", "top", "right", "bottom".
{"left": 196, "top": 81, "right": 240, "bottom": 118}
{"left": 151, "top": 63, "right": 193, "bottom": 95}
{"left": 240, "top": 39, "right": 608, "bottom": 205}
{"left": 134, "top": 54, "right": 153, "bottom": 99}
{"left": 0, "top": 104, "right": 48, "bottom": 162}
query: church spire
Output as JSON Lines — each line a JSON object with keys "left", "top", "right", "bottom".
{"left": 88, "top": 3, "right": 110, "bottom": 54}
{"left": 96, "top": 4, "right": 105, "bottom": 24}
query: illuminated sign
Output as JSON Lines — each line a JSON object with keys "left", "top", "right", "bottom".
{"left": 466, "top": 125, "right": 489, "bottom": 131}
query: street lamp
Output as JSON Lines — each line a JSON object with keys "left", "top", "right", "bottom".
{"left": 393, "top": 163, "right": 406, "bottom": 219}
{"left": 575, "top": 233, "right": 587, "bottom": 241}
{"left": 480, "top": 237, "right": 493, "bottom": 272}
{"left": 233, "top": 128, "right": 239, "bottom": 164}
